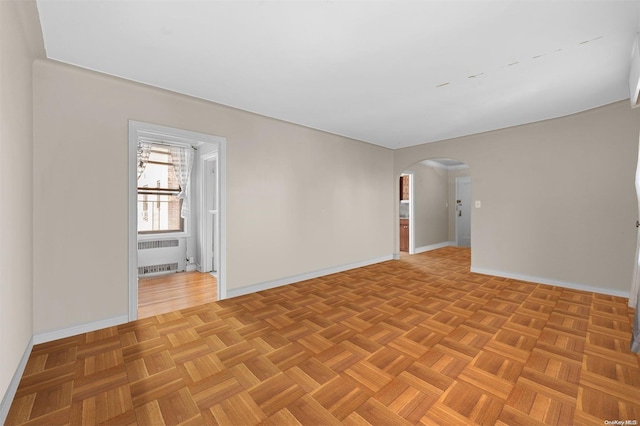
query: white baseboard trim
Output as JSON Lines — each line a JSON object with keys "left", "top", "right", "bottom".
{"left": 227, "top": 255, "right": 394, "bottom": 299}
{"left": 415, "top": 241, "right": 452, "bottom": 254}
{"left": 33, "top": 314, "right": 129, "bottom": 345}
{"left": 0, "top": 336, "right": 33, "bottom": 425}
{"left": 470, "top": 267, "right": 630, "bottom": 298}
{"left": 186, "top": 264, "right": 197, "bottom": 272}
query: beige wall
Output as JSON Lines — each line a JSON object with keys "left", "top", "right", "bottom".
{"left": 0, "top": 0, "right": 44, "bottom": 412}
{"left": 32, "top": 59, "right": 394, "bottom": 334}
{"left": 395, "top": 101, "right": 640, "bottom": 294}
{"left": 408, "top": 163, "right": 449, "bottom": 248}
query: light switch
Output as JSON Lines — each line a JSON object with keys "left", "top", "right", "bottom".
{"left": 475, "top": 200, "right": 482, "bottom": 208}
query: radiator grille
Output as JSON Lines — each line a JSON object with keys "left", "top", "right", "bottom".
{"left": 138, "top": 262, "right": 179, "bottom": 275}
{"left": 138, "top": 239, "right": 180, "bottom": 250}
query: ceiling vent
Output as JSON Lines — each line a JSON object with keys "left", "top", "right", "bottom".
{"left": 629, "top": 33, "right": 640, "bottom": 108}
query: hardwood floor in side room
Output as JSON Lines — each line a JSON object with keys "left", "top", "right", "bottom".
{"left": 138, "top": 271, "right": 217, "bottom": 319}
{"left": 6, "top": 247, "right": 640, "bottom": 425}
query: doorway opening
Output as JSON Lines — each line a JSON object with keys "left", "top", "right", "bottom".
{"left": 398, "top": 158, "right": 470, "bottom": 257}
{"left": 399, "top": 172, "right": 414, "bottom": 253}
{"left": 128, "top": 121, "right": 227, "bottom": 321}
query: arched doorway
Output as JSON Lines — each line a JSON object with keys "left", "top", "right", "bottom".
{"left": 398, "top": 158, "right": 469, "bottom": 255}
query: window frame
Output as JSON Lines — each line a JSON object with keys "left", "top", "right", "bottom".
{"left": 137, "top": 145, "right": 186, "bottom": 235}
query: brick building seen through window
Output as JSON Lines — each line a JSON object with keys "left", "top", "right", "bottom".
{"left": 137, "top": 146, "right": 183, "bottom": 233}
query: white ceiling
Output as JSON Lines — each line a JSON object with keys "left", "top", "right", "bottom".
{"left": 36, "top": 1, "right": 640, "bottom": 149}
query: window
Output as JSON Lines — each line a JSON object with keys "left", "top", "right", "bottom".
{"left": 137, "top": 146, "right": 184, "bottom": 233}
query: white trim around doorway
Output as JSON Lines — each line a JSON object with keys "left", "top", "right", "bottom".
{"left": 128, "top": 121, "right": 227, "bottom": 321}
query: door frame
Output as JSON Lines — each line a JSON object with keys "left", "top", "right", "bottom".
{"left": 128, "top": 121, "right": 227, "bottom": 321}
{"left": 408, "top": 172, "right": 415, "bottom": 254}
{"left": 400, "top": 172, "right": 415, "bottom": 254}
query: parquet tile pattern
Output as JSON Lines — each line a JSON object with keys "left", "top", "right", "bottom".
{"left": 7, "top": 248, "right": 640, "bottom": 425}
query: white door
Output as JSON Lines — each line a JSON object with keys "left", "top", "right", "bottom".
{"left": 202, "top": 153, "right": 218, "bottom": 274}
{"left": 456, "top": 176, "right": 471, "bottom": 247}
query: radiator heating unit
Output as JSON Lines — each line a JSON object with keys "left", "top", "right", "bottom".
{"left": 137, "top": 238, "right": 186, "bottom": 276}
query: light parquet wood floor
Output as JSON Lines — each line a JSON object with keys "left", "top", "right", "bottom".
{"left": 138, "top": 272, "right": 218, "bottom": 319}
{"left": 7, "top": 247, "right": 640, "bottom": 425}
